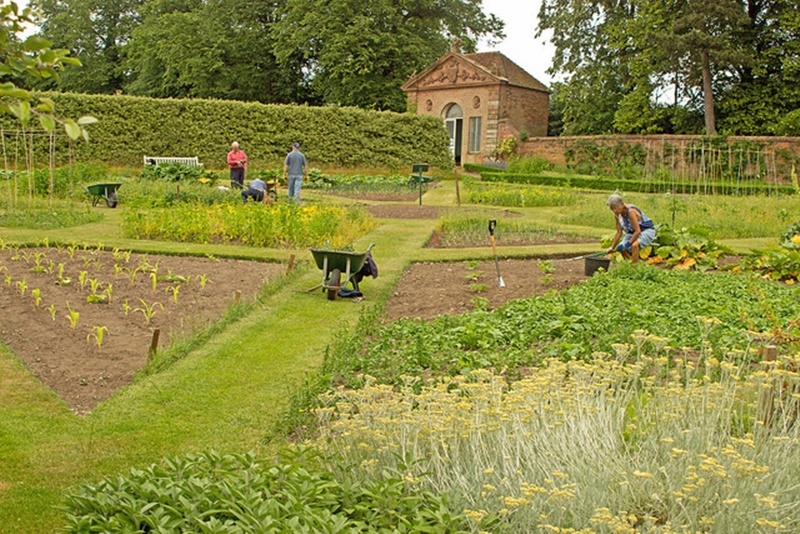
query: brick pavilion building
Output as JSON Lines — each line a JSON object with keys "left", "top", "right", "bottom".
{"left": 402, "top": 45, "right": 549, "bottom": 166}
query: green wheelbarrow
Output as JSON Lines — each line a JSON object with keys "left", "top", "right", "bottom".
{"left": 83, "top": 182, "right": 122, "bottom": 208}
{"left": 307, "top": 244, "right": 375, "bottom": 300}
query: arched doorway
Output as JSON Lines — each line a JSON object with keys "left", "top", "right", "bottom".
{"left": 444, "top": 103, "right": 463, "bottom": 165}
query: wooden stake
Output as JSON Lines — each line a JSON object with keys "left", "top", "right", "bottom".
{"left": 454, "top": 168, "right": 461, "bottom": 206}
{"left": 148, "top": 329, "right": 160, "bottom": 360}
{"left": 234, "top": 289, "right": 241, "bottom": 304}
{"left": 286, "top": 254, "right": 296, "bottom": 274}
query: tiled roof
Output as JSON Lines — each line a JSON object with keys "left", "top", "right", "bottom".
{"left": 465, "top": 52, "right": 549, "bottom": 93}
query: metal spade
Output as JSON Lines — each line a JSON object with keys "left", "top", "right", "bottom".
{"left": 488, "top": 219, "right": 506, "bottom": 288}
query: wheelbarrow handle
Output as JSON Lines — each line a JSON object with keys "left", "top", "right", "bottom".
{"left": 488, "top": 219, "right": 497, "bottom": 236}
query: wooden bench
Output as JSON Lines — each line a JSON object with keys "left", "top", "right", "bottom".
{"left": 143, "top": 156, "right": 202, "bottom": 167}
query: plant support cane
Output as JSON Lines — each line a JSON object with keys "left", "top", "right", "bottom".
{"left": 488, "top": 219, "right": 505, "bottom": 288}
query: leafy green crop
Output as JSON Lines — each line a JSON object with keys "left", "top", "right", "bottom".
{"left": 62, "top": 449, "right": 468, "bottom": 532}
{"left": 324, "top": 266, "right": 800, "bottom": 386}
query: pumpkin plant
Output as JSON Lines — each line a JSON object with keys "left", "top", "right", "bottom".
{"left": 646, "top": 225, "right": 731, "bottom": 271}
{"left": 780, "top": 221, "right": 800, "bottom": 250}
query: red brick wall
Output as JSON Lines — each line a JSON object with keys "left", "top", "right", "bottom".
{"left": 519, "top": 135, "right": 800, "bottom": 180}
{"left": 499, "top": 86, "right": 548, "bottom": 139}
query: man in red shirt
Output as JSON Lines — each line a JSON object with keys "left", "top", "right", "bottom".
{"left": 227, "top": 141, "right": 248, "bottom": 189}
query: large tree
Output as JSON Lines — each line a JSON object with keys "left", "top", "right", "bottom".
{"left": 272, "top": 0, "right": 504, "bottom": 111}
{"left": 123, "top": 0, "right": 308, "bottom": 103}
{"left": 537, "top": 0, "right": 639, "bottom": 134}
{"left": 34, "top": 0, "right": 143, "bottom": 94}
{"left": 717, "top": 0, "right": 800, "bottom": 134}
{"left": 538, "top": 0, "right": 797, "bottom": 136}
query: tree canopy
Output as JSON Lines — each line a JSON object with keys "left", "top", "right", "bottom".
{"left": 32, "top": 0, "right": 503, "bottom": 111}
{"left": 538, "top": 0, "right": 800, "bottom": 136}
{"left": 272, "top": 0, "right": 503, "bottom": 111}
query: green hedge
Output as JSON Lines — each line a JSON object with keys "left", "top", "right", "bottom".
{"left": 463, "top": 162, "right": 507, "bottom": 173}
{"left": 478, "top": 171, "right": 796, "bottom": 195}
{"left": 1, "top": 93, "right": 452, "bottom": 170}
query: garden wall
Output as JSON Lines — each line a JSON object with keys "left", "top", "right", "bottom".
{"left": 520, "top": 135, "right": 800, "bottom": 180}
{"left": 0, "top": 93, "right": 452, "bottom": 170}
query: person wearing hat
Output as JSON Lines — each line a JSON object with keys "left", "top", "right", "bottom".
{"left": 605, "top": 194, "right": 656, "bottom": 263}
{"left": 283, "top": 142, "right": 308, "bottom": 203}
{"left": 227, "top": 141, "right": 248, "bottom": 189}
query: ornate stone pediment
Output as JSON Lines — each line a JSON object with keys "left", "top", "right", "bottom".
{"left": 419, "top": 57, "right": 490, "bottom": 87}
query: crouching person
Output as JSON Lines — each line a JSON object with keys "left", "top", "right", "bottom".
{"left": 605, "top": 194, "right": 656, "bottom": 263}
{"left": 242, "top": 178, "right": 272, "bottom": 204}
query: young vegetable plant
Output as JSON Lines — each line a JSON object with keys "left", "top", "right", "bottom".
{"left": 112, "top": 248, "right": 132, "bottom": 263}
{"left": 166, "top": 285, "right": 180, "bottom": 304}
{"left": 30, "top": 252, "right": 47, "bottom": 273}
{"left": 65, "top": 301, "right": 80, "bottom": 329}
{"left": 87, "top": 326, "right": 108, "bottom": 350}
{"left": 15, "top": 279, "right": 27, "bottom": 297}
{"left": 31, "top": 288, "right": 42, "bottom": 307}
{"left": 538, "top": 260, "right": 555, "bottom": 274}
{"left": 465, "top": 270, "right": 483, "bottom": 282}
{"left": 134, "top": 299, "right": 164, "bottom": 325}
{"left": 46, "top": 304, "right": 57, "bottom": 320}
{"left": 88, "top": 278, "right": 102, "bottom": 295}
{"left": 196, "top": 274, "right": 211, "bottom": 289}
{"left": 121, "top": 298, "right": 131, "bottom": 316}
{"left": 127, "top": 267, "right": 140, "bottom": 285}
{"left": 78, "top": 271, "right": 89, "bottom": 290}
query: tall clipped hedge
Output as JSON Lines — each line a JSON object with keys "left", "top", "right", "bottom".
{"left": 0, "top": 93, "right": 452, "bottom": 170}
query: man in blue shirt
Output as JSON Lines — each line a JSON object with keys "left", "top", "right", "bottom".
{"left": 241, "top": 178, "right": 272, "bottom": 204}
{"left": 283, "top": 142, "right": 308, "bottom": 203}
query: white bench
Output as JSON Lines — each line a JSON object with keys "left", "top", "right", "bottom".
{"left": 143, "top": 156, "right": 202, "bottom": 167}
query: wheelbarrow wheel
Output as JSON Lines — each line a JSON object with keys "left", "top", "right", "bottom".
{"left": 106, "top": 190, "right": 118, "bottom": 208}
{"left": 326, "top": 268, "right": 341, "bottom": 301}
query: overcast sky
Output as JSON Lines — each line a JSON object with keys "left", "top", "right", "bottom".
{"left": 477, "top": 0, "right": 556, "bottom": 88}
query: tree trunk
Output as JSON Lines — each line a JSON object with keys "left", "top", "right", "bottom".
{"left": 701, "top": 49, "right": 717, "bottom": 135}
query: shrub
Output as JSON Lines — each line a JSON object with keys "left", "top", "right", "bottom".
{"left": 506, "top": 155, "right": 554, "bottom": 175}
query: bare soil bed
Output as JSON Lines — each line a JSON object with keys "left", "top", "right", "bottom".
{"left": 334, "top": 191, "right": 421, "bottom": 203}
{"left": 365, "top": 204, "right": 445, "bottom": 219}
{"left": 364, "top": 204, "right": 523, "bottom": 221}
{"left": 385, "top": 257, "right": 590, "bottom": 322}
{"left": 0, "top": 246, "right": 284, "bottom": 414}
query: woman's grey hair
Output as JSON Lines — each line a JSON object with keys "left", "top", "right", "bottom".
{"left": 606, "top": 194, "right": 624, "bottom": 208}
